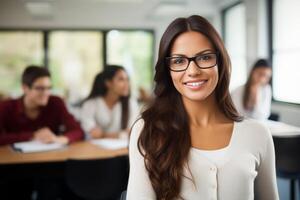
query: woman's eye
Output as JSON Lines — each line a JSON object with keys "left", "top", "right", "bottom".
{"left": 202, "top": 55, "right": 212, "bottom": 61}
{"left": 172, "top": 58, "right": 185, "bottom": 64}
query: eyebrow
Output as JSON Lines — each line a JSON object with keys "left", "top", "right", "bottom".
{"left": 170, "top": 49, "right": 214, "bottom": 57}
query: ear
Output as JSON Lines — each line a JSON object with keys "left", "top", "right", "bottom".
{"left": 22, "top": 84, "right": 30, "bottom": 94}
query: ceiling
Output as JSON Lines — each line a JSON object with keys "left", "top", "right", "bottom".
{"left": 0, "top": 0, "right": 239, "bottom": 28}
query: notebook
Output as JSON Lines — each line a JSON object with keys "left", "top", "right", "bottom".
{"left": 12, "top": 140, "right": 66, "bottom": 153}
{"left": 90, "top": 138, "right": 128, "bottom": 150}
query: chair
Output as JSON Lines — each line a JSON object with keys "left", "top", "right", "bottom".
{"left": 119, "top": 190, "right": 127, "bottom": 200}
{"left": 273, "top": 135, "right": 300, "bottom": 200}
{"left": 268, "top": 112, "right": 280, "bottom": 121}
{"left": 65, "top": 155, "right": 129, "bottom": 200}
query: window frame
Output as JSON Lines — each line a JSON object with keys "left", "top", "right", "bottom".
{"left": 0, "top": 28, "right": 155, "bottom": 96}
{"left": 267, "top": 0, "right": 300, "bottom": 106}
{"left": 221, "top": 1, "right": 247, "bottom": 90}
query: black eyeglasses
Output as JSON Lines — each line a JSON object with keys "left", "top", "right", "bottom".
{"left": 166, "top": 52, "right": 218, "bottom": 72}
{"left": 31, "top": 86, "right": 52, "bottom": 92}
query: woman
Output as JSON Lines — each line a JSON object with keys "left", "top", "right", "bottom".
{"left": 231, "top": 59, "right": 272, "bottom": 120}
{"left": 81, "top": 65, "right": 139, "bottom": 139}
{"left": 127, "top": 15, "right": 278, "bottom": 200}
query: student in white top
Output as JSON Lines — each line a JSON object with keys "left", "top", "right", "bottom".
{"left": 231, "top": 59, "right": 272, "bottom": 120}
{"left": 81, "top": 65, "right": 139, "bottom": 139}
{"left": 127, "top": 15, "right": 279, "bottom": 200}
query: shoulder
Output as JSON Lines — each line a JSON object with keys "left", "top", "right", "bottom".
{"left": 82, "top": 97, "right": 101, "bottom": 107}
{"left": 0, "top": 98, "right": 16, "bottom": 107}
{"left": 47, "top": 96, "right": 69, "bottom": 111}
{"left": 0, "top": 98, "right": 18, "bottom": 111}
{"left": 236, "top": 119, "right": 272, "bottom": 144}
{"left": 48, "top": 95, "right": 65, "bottom": 105}
{"left": 130, "top": 118, "right": 144, "bottom": 143}
{"left": 130, "top": 118, "right": 144, "bottom": 136}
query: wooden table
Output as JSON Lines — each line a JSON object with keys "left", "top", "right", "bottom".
{"left": 0, "top": 141, "right": 128, "bottom": 164}
{"left": 0, "top": 141, "right": 128, "bottom": 180}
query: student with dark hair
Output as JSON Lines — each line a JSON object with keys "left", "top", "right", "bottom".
{"left": 0, "top": 65, "right": 83, "bottom": 145}
{"left": 127, "top": 15, "right": 278, "bottom": 199}
{"left": 231, "top": 59, "right": 272, "bottom": 120}
{"left": 81, "top": 65, "right": 139, "bottom": 139}
{"left": 0, "top": 65, "right": 84, "bottom": 200}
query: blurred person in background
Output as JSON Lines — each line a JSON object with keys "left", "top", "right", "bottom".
{"left": 231, "top": 59, "right": 272, "bottom": 120}
{"left": 81, "top": 65, "right": 139, "bottom": 139}
{"left": 0, "top": 65, "right": 83, "bottom": 145}
{"left": 0, "top": 65, "right": 84, "bottom": 200}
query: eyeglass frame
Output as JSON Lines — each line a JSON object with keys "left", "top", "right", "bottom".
{"left": 165, "top": 52, "right": 219, "bottom": 72}
{"left": 30, "top": 85, "right": 52, "bottom": 92}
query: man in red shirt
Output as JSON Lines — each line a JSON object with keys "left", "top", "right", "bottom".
{"left": 0, "top": 66, "right": 84, "bottom": 200}
{"left": 0, "top": 66, "right": 83, "bottom": 145}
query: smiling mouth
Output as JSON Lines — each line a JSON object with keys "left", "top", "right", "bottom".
{"left": 183, "top": 80, "right": 208, "bottom": 89}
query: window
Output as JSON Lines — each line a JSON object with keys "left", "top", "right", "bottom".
{"left": 49, "top": 31, "right": 103, "bottom": 103}
{"left": 0, "top": 31, "right": 43, "bottom": 97}
{"left": 0, "top": 29, "right": 154, "bottom": 103}
{"left": 272, "top": 0, "right": 300, "bottom": 104}
{"left": 107, "top": 30, "right": 154, "bottom": 96}
{"left": 223, "top": 2, "right": 247, "bottom": 91}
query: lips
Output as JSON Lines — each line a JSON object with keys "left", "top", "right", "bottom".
{"left": 183, "top": 80, "right": 208, "bottom": 89}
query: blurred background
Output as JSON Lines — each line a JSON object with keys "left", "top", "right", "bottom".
{"left": 1, "top": 0, "right": 300, "bottom": 126}
{"left": 0, "top": 0, "right": 300, "bottom": 199}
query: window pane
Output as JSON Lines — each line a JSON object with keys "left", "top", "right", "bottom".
{"left": 273, "top": 51, "right": 300, "bottom": 103}
{"left": 224, "top": 3, "right": 247, "bottom": 91}
{"left": 273, "top": 0, "right": 300, "bottom": 103}
{"left": 107, "top": 30, "right": 154, "bottom": 95}
{"left": 49, "top": 31, "right": 103, "bottom": 102}
{"left": 0, "top": 32, "right": 43, "bottom": 97}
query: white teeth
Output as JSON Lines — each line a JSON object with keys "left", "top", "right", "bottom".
{"left": 185, "top": 81, "right": 206, "bottom": 87}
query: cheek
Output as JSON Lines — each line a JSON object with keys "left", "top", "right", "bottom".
{"left": 170, "top": 72, "right": 184, "bottom": 92}
{"left": 115, "top": 81, "right": 128, "bottom": 91}
{"left": 211, "top": 68, "right": 219, "bottom": 86}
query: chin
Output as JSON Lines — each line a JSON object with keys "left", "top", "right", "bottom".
{"left": 38, "top": 99, "right": 49, "bottom": 106}
{"left": 183, "top": 95, "right": 208, "bottom": 102}
{"left": 180, "top": 90, "right": 213, "bottom": 102}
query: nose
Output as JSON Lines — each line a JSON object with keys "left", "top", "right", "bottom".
{"left": 42, "top": 89, "right": 51, "bottom": 96}
{"left": 186, "top": 60, "right": 201, "bottom": 77}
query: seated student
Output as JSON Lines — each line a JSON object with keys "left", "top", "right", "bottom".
{"left": 0, "top": 66, "right": 84, "bottom": 200}
{"left": 231, "top": 59, "right": 272, "bottom": 120}
{"left": 81, "top": 65, "right": 139, "bottom": 139}
{"left": 0, "top": 65, "right": 84, "bottom": 146}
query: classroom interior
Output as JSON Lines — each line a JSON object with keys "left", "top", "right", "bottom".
{"left": 0, "top": 0, "right": 300, "bottom": 199}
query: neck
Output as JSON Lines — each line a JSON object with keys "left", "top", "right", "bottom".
{"left": 182, "top": 93, "right": 224, "bottom": 127}
{"left": 23, "top": 96, "right": 39, "bottom": 112}
{"left": 23, "top": 96, "right": 40, "bottom": 119}
{"left": 104, "top": 91, "right": 120, "bottom": 108}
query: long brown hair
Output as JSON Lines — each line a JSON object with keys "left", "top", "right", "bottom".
{"left": 84, "top": 65, "right": 129, "bottom": 129}
{"left": 138, "top": 15, "right": 242, "bottom": 199}
{"left": 243, "top": 59, "right": 271, "bottom": 111}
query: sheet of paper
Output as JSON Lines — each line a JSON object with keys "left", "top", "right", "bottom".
{"left": 90, "top": 138, "right": 128, "bottom": 150}
{"left": 12, "top": 140, "right": 66, "bottom": 153}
